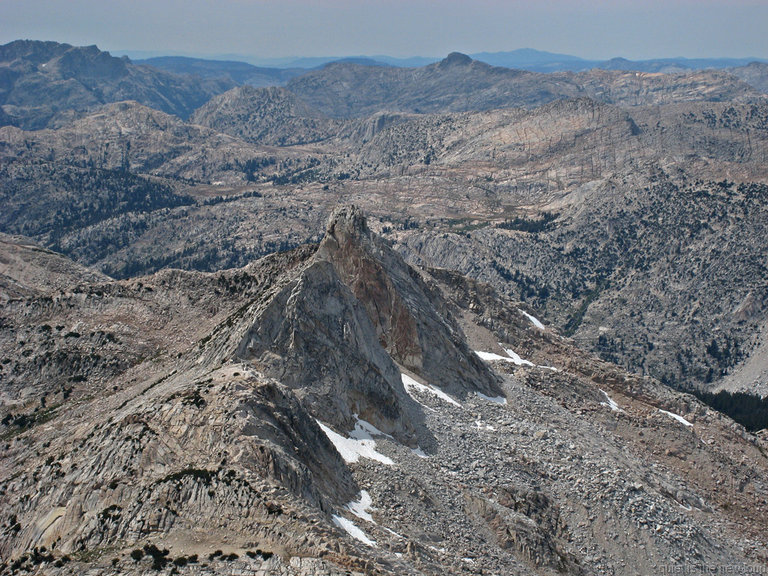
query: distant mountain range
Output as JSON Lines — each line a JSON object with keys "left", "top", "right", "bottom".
{"left": 470, "top": 49, "right": 768, "bottom": 73}
{"left": 122, "top": 47, "right": 768, "bottom": 73}
{"left": 8, "top": 41, "right": 764, "bottom": 132}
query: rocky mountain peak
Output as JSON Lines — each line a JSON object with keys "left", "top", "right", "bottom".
{"left": 51, "top": 44, "right": 129, "bottom": 80}
{"left": 317, "top": 206, "right": 500, "bottom": 397}
{"left": 439, "top": 51, "right": 473, "bottom": 67}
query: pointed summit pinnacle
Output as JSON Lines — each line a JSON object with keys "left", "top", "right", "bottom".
{"left": 324, "top": 204, "right": 369, "bottom": 242}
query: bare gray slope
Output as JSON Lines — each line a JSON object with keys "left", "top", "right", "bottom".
{"left": 191, "top": 85, "right": 343, "bottom": 146}
{"left": 729, "top": 62, "right": 768, "bottom": 94}
{"left": 0, "top": 233, "right": 109, "bottom": 300}
{"left": 720, "top": 319, "right": 768, "bottom": 397}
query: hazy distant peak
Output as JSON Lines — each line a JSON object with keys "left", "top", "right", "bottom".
{"left": 439, "top": 52, "right": 473, "bottom": 67}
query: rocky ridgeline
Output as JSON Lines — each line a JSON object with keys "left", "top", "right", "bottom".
{"left": 1, "top": 208, "right": 767, "bottom": 575}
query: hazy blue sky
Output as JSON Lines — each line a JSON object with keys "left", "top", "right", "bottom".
{"left": 2, "top": 0, "right": 768, "bottom": 61}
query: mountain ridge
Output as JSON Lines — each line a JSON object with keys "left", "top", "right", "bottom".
{"left": 1, "top": 207, "right": 767, "bottom": 574}
{"left": 120, "top": 46, "right": 768, "bottom": 72}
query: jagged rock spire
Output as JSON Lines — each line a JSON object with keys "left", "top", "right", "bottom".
{"left": 318, "top": 205, "right": 501, "bottom": 398}
{"left": 235, "top": 205, "right": 500, "bottom": 446}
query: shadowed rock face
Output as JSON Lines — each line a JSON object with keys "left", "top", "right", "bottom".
{"left": 236, "top": 258, "right": 420, "bottom": 444}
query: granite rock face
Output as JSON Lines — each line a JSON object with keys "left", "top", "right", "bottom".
{"left": 236, "top": 257, "right": 421, "bottom": 444}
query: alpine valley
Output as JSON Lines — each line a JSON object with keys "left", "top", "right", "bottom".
{"left": 1, "top": 40, "right": 768, "bottom": 576}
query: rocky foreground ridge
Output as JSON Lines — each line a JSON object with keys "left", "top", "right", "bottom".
{"left": 1, "top": 207, "right": 767, "bottom": 575}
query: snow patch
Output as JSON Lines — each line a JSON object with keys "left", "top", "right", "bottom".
{"left": 476, "top": 350, "right": 533, "bottom": 366}
{"left": 501, "top": 348, "right": 529, "bottom": 364}
{"left": 476, "top": 391, "right": 507, "bottom": 405}
{"left": 659, "top": 409, "right": 693, "bottom": 427}
{"left": 519, "top": 309, "right": 545, "bottom": 330}
{"left": 346, "top": 490, "right": 375, "bottom": 524}
{"left": 384, "top": 527, "right": 405, "bottom": 539}
{"left": 599, "top": 389, "right": 625, "bottom": 413}
{"left": 401, "top": 373, "right": 462, "bottom": 407}
{"left": 332, "top": 515, "right": 376, "bottom": 546}
{"left": 474, "top": 419, "right": 496, "bottom": 431}
{"left": 475, "top": 348, "right": 558, "bottom": 371}
{"left": 316, "top": 420, "right": 394, "bottom": 465}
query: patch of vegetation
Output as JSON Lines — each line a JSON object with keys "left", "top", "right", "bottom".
{"left": 692, "top": 389, "right": 768, "bottom": 433}
{"left": 2, "top": 166, "right": 194, "bottom": 240}
{"left": 444, "top": 217, "right": 490, "bottom": 233}
{"left": 236, "top": 156, "right": 276, "bottom": 182}
{"left": 563, "top": 278, "right": 609, "bottom": 337}
{"left": 705, "top": 336, "right": 744, "bottom": 380}
{"left": 53, "top": 555, "right": 71, "bottom": 568}
{"left": 497, "top": 212, "right": 559, "bottom": 233}
{"left": 1, "top": 404, "right": 61, "bottom": 439}
{"left": 200, "top": 188, "right": 263, "bottom": 206}
{"left": 142, "top": 543, "right": 170, "bottom": 570}
{"left": 5, "top": 514, "right": 22, "bottom": 535}
{"left": 246, "top": 549, "right": 274, "bottom": 560}
{"left": 1, "top": 547, "right": 57, "bottom": 572}
{"left": 181, "top": 389, "right": 206, "bottom": 408}
{"left": 98, "top": 504, "right": 122, "bottom": 522}
{"left": 269, "top": 157, "right": 322, "bottom": 185}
